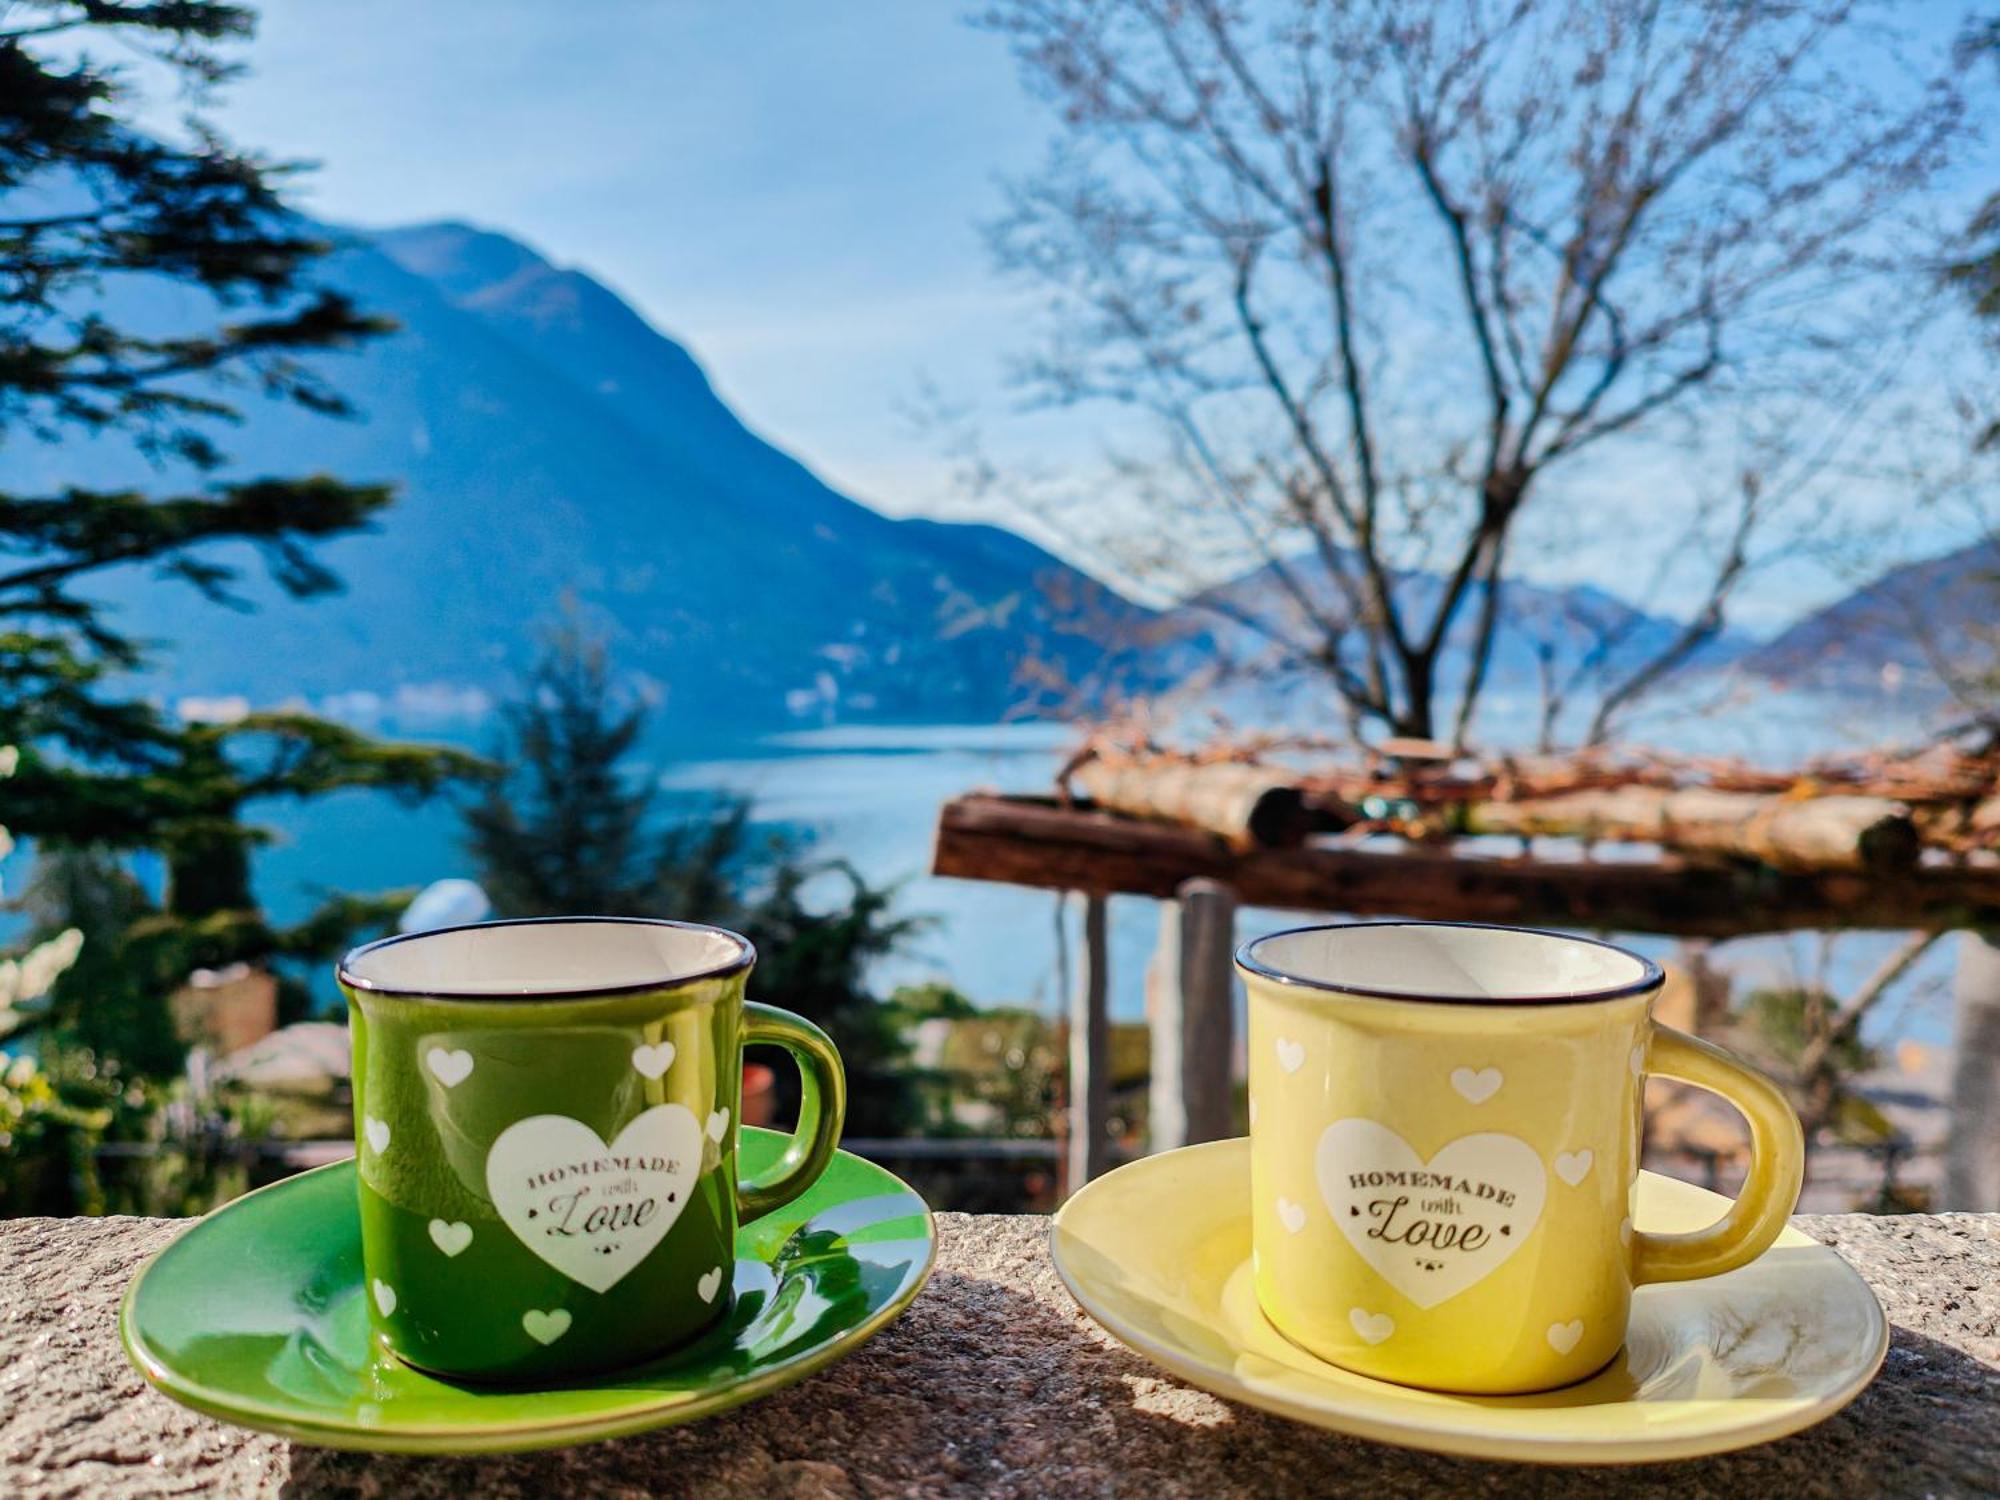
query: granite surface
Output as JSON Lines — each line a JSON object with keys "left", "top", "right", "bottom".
{"left": 0, "top": 1210, "right": 1995, "bottom": 1498}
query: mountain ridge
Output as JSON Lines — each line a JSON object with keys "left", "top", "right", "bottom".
{"left": 6, "top": 220, "right": 1150, "bottom": 729}
{"left": 1173, "top": 547, "right": 1756, "bottom": 739}
{"left": 5, "top": 215, "right": 1838, "bottom": 740}
{"left": 1739, "top": 537, "right": 1998, "bottom": 699}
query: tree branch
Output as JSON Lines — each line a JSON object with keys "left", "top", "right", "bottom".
{"left": 1228, "top": 254, "right": 1411, "bottom": 685}
{"left": 1793, "top": 929, "right": 1943, "bottom": 1092}
{"left": 1583, "top": 476, "right": 1759, "bottom": 746}
{"left": 1449, "top": 528, "right": 1509, "bottom": 751}
{"left": 1406, "top": 130, "right": 1511, "bottom": 477}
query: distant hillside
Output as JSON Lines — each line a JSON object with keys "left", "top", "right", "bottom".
{"left": 4, "top": 214, "right": 1799, "bottom": 741}
{"left": 1741, "top": 539, "right": 1999, "bottom": 698}
{"left": 1173, "top": 552, "right": 1753, "bottom": 732}
{"left": 2, "top": 221, "right": 1148, "bottom": 728}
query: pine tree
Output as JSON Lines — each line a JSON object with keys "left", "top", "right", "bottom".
{"left": 0, "top": 3, "right": 482, "bottom": 1071}
{"left": 467, "top": 624, "right": 932, "bottom": 1135}
{"left": 463, "top": 621, "right": 665, "bottom": 916}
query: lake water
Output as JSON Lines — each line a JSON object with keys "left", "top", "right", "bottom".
{"left": 255, "top": 720, "right": 1143, "bottom": 1015}
{"left": 250, "top": 711, "right": 1959, "bottom": 1045}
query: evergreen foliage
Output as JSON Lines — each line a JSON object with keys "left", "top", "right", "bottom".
{"left": 463, "top": 623, "right": 665, "bottom": 917}
{"left": 1, "top": 2, "right": 483, "bottom": 1076}
{"left": 466, "top": 623, "right": 933, "bottom": 1136}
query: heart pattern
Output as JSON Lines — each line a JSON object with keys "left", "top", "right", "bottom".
{"left": 631, "top": 1042, "right": 676, "bottom": 1080}
{"left": 1547, "top": 1318, "right": 1584, "bottom": 1355}
{"left": 1275, "top": 1037, "right": 1306, "bottom": 1074}
{"left": 426, "top": 1047, "right": 474, "bottom": 1087}
{"left": 372, "top": 1279, "right": 397, "bottom": 1317}
{"left": 522, "top": 1308, "right": 571, "bottom": 1346}
{"left": 1349, "top": 1308, "right": 1395, "bottom": 1346}
{"left": 697, "top": 1265, "right": 724, "bottom": 1304}
{"left": 706, "top": 1108, "right": 730, "bottom": 1144}
{"left": 1316, "top": 1118, "right": 1546, "bottom": 1310}
{"left": 1449, "top": 1066, "right": 1503, "bottom": 1104}
{"left": 428, "top": 1219, "right": 473, "bottom": 1257}
{"left": 1554, "top": 1149, "right": 1593, "bottom": 1187}
{"left": 363, "top": 1116, "right": 391, "bottom": 1155}
{"left": 487, "top": 1104, "right": 703, "bottom": 1293}
{"left": 1277, "top": 1197, "right": 1307, "bottom": 1234}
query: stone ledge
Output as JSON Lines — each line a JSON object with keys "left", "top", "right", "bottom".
{"left": 0, "top": 1211, "right": 1995, "bottom": 1498}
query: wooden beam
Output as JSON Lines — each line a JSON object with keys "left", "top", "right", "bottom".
{"left": 1067, "top": 893, "right": 1110, "bottom": 1192}
{"left": 1073, "top": 759, "right": 1310, "bottom": 848}
{"left": 1075, "top": 751, "right": 1923, "bottom": 868}
{"left": 933, "top": 795, "right": 2000, "bottom": 938}
{"left": 1148, "top": 878, "right": 1239, "bottom": 1151}
{"left": 1461, "top": 787, "right": 1918, "bottom": 873}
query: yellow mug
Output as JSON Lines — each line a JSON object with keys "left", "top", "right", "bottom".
{"left": 1241, "top": 921, "right": 1804, "bottom": 1394}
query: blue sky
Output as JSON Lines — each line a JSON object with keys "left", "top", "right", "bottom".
{"left": 124, "top": 1, "right": 1994, "bottom": 633}
{"left": 174, "top": 1, "right": 1051, "bottom": 527}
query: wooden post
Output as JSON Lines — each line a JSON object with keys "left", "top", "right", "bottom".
{"left": 1946, "top": 928, "right": 2000, "bottom": 1210}
{"left": 1068, "top": 893, "right": 1111, "bottom": 1192}
{"left": 1149, "top": 878, "right": 1239, "bottom": 1151}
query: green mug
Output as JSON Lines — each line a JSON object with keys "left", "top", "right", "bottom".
{"left": 338, "top": 917, "right": 845, "bottom": 1382}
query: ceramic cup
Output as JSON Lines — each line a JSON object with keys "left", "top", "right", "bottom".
{"left": 338, "top": 917, "right": 844, "bottom": 1382}
{"left": 1240, "top": 920, "right": 1803, "bottom": 1395}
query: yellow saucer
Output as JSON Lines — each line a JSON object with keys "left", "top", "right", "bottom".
{"left": 1051, "top": 1139, "right": 1887, "bottom": 1465}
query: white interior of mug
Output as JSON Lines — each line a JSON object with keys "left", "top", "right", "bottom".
{"left": 1239, "top": 922, "right": 1657, "bottom": 1004}
{"left": 340, "top": 918, "right": 751, "bottom": 998}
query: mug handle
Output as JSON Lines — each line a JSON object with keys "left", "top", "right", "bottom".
{"left": 736, "top": 1001, "right": 848, "bottom": 1222}
{"left": 1631, "top": 1023, "right": 1805, "bottom": 1285}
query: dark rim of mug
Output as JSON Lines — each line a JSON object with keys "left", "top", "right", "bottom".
{"left": 1234, "top": 919, "right": 1663, "bottom": 1007}
{"left": 337, "top": 915, "right": 757, "bottom": 1002}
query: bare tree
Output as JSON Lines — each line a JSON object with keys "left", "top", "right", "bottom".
{"left": 977, "top": 0, "right": 1978, "bottom": 746}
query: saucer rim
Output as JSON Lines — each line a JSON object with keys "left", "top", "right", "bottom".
{"left": 1050, "top": 1139, "right": 1889, "bottom": 1467}
{"left": 118, "top": 1130, "right": 938, "bottom": 1454}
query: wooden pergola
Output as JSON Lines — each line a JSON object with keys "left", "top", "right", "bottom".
{"left": 930, "top": 764, "right": 2000, "bottom": 1206}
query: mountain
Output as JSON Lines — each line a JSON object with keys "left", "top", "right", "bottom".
{"left": 1172, "top": 552, "right": 1754, "bottom": 732}
{"left": 4, "top": 214, "right": 1788, "bottom": 741}
{"left": 3, "top": 221, "right": 1147, "bottom": 729}
{"left": 1740, "top": 538, "right": 1999, "bottom": 698}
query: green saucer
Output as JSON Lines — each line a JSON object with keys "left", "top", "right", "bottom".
{"left": 119, "top": 1128, "right": 935, "bottom": 1454}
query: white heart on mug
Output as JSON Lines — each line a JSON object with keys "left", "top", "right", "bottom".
{"left": 1547, "top": 1318, "right": 1584, "bottom": 1355}
{"left": 372, "top": 1279, "right": 397, "bottom": 1317}
{"left": 1554, "top": 1149, "right": 1594, "bottom": 1187}
{"left": 697, "top": 1265, "right": 724, "bottom": 1304}
{"left": 363, "top": 1116, "right": 391, "bottom": 1155}
{"left": 1277, "top": 1196, "right": 1307, "bottom": 1234}
{"left": 522, "top": 1307, "right": 571, "bottom": 1345}
{"left": 1316, "top": 1118, "right": 1546, "bottom": 1310}
{"left": 1275, "top": 1037, "right": 1306, "bottom": 1074}
{"left": 486, "top": 1105, "right": 703, "bottom": 1293}
{"left": 706, "top": 1108, "right": 730, "bottom": 1144}
{"left": 631, "top": 1042, "right": 676, "bottom": 1080}
{"left": 1349, "top": 1308, "right": 1395, "bottom": 1346}
{"left": 1449, "top": 1066, "right": 1503, "bottom": 1104}
{"left": 428, "top": 1219, "right": 473, "bottom": 1257}
{"left": 426, "top": 1047, "right": 474, "bottom": 1087}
